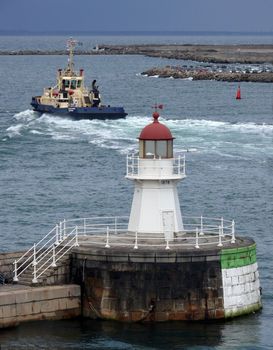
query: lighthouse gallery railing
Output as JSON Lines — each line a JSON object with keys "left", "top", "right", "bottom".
{"left": 126, "top": 154, "right": 186, "bottom": 177}
{"left": 13, "top": 215, "right": 236, "bottom": 283}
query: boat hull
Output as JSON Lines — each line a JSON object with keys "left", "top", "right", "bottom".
{"left": 31, "top": 102, "right": 127, "bottom": 120}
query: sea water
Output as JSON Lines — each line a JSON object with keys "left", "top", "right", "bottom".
{"left": 0, "top": 34, "right": 272, "bottom": 349}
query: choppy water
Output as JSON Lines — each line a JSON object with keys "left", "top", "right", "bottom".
{"left": 0, "top": 35, "right": 273, "bottom": 349}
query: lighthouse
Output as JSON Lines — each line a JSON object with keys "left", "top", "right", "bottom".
{"left": 12, "top": 108, "right": 262, "bottom": 323}
{"left": 126, "top": 108, "right": 186, "bottom": 240}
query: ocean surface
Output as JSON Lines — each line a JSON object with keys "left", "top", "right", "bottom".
{"left": 0, "top": 34, "right": 272, "bottom": 349}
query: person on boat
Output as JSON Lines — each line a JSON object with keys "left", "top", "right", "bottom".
{"left": 92, "top": 80, "right": 98, "bottom": 92}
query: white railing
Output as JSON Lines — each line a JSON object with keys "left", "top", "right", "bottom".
{"left": 13, "top": 215, "right": 236, "bottom": 283}
{"left": 126, "top": 154, "right": 186, "bottom": 178}
{"left": 13, "top": 221, "right": 80, "bottom": 284}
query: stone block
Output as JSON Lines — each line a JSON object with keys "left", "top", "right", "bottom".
{"left": 223, "top": 276, "right": 232, "bottom": 287}
{"left": 205, "top": 255, "right": 219, "bottom": 262}
{"left": 157, "top": 299, "right": 173, "bottom": 312}
{"left": 66, "top": 298, "right": 80, "bottom": 310}
{"left": 191, "top": 256, "right": 206, "bottom": 262}
{"left": 1, "top": 304, "right": 17, "bottom": 318}
{"left": 155, "top": 311, "right": 169, "bottom": 322}
{"left": 58, "top": 298, "right": 67, "bottom": 310}
{"left": 169, "top": 311, "right": 186, "bottom": 321}
{"left": 215, "top": 308, "right": 225, "bottom": 319}
{"left": 101, "top": 297, "right": 116, "bottom": 310}
{"left": 0, "top": 292, "right": 16, "bottom": 306}
{"left": 131, "top": 311, "right": 144, "bottom": 322}
{"left": 174, "top": 300, "right": 184, "bottom": 311}
{"left": 232, "top": 275, "right": 239, "bottom": 285}
{"left": 16, "top": 302, "right": 33, "bottom": 317}
{"left": 40, "top": 299, "right": 59, "bottom": 313}
{"left": 32, "top": 301, "right": 41, "bottom": 314}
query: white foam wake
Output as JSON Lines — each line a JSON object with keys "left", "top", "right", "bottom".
{"left": 5, "top": 110, "right": 273, "bottom": 157}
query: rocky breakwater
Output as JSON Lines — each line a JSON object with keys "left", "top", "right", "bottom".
{"left": 142, "top": 66, "right": 273, "bottom": 83}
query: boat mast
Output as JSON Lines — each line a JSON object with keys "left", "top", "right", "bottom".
{"left": 66, "top": 38, "right": 77, "bottom": 74}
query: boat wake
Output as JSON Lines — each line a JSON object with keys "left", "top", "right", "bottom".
{"left": 4, "top": 109, "right": 273, "bottom": 158}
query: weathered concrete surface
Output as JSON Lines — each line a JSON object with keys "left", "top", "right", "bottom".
{"left": 142, "top": 66, "right": 273, "bottom": 83}
{"left": 2, "top": 44, "right": 273, "bottom": 64}
{"left": 71, "top": 236, "right": 261, "bottom": 322}
{"left": 0, "top": 284, "right": 81, "bottom": 328}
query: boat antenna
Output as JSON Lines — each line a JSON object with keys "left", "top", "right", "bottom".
{"left": 66, "top": 37, "right": 78, "bottom": 73}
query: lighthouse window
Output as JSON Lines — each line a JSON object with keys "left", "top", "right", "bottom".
{"left": 167, "top": 140, "right": 173, "bottom": 158}
{"left": 144, "top": 140, "right": 155, "bottom": 158}
{"left": 156, "top": 141, "right": 167, "bottom": 158}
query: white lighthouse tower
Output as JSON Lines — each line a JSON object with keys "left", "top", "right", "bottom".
{"left": 126, "top": 109, "right": 186, "bottom": 240}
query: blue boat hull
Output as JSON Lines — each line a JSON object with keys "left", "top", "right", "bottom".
{"left": 31, "top": 101, "right": 127, "bottom": 120}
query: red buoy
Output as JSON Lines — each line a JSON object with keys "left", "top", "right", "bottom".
{"left": 236, "top": 85, "right": 241, "bottom": 100}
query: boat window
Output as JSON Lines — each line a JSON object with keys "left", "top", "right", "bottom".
{"left": 77, "top": 80, "right": 81, "bottom": 88}
{"left": 64, "top": 80, "right": 70, "bottom": 88}
{"left": 71, "top": 80, "right": 77, "bottom": 89}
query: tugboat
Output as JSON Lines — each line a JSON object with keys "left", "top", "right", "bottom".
{"left": 31, "top": 38, "right": 127, "bottom": 120}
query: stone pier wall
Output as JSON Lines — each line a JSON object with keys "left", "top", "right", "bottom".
{"left": 0, "top": 284, "right": 81, "bottom": 328}
{"left": 71, "top": 239, "right": 262, "bottom": 322}
{"left": 221, "top": 244, "right": 262, "bottom": 317}
{"left": 71, "top": 248, "right": 225, "bottom": 322}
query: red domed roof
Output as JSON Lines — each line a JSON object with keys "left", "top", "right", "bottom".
{"left": 139, "top": 112, "right": 174, "bottom": 140}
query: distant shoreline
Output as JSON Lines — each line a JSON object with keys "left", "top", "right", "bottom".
{"left": 1, "top": 44, "right": 273, "bottom": 65}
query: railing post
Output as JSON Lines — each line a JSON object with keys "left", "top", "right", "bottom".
{"left": 183, "top": 155, "right": 186, "bottom": 175}
{"left": 32, "top": 243, "right": 38, "bottom": 283}
{"left": 165, "top": 239, "right": 170, "bottom": 250}
{"left": 63, "top": 219, "right": 67, "bottom": 239}
{"left": 105, "top": 226, "right": 110, "bottom": 248}
{"left": 200, "top": 215, "right": 204, "bottom": 235}
{"left": 217, "top": 226, "right": 223, "bottom": 247}
{"left": 75, "top": 226, "right": 79, "bottom": 247}
{"left": 221, "top": 217, "right": 224, "bottom": 236}
{"left": 195, "top": 228, "right": 200, "bottom": 248}
{"left": 13, "top": 260, "right": 18, "bottom": 282}
{"left": 134, "top": 231, "right": 138, "bottom": 249}
{"left": 231, "top": 220, "right": 236, "bottom": 243}
{"left": 177, "top": 155, "right": 180, "bottom": 175}
{"left": 52, "top": 245, "right": 57, "bottom": 267}
{"left": 55, "top": 224, "right": 59, "bottom": 245}
{"left": 59, "top": 221, "right": 63, "bottom": 241}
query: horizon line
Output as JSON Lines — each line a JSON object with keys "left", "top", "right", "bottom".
{"left": 1, "top": 30, "right": 273, "bottom": 36}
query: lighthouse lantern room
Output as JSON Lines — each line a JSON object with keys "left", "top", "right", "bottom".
{"left": 126, "top": 109, "right": 186, "bottom": 240}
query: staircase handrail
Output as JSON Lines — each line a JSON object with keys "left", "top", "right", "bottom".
{"left": 36, "top": 227, "right": 77, "bottom": 279}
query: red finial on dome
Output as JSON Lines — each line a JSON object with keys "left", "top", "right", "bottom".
{"left": 153, "top": 111, "right": 160, "bottom": 122}
{"left": 139, "top": 104, "right": 174, "bottom": 141}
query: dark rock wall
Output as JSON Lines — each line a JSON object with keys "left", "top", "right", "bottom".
{"left": 71, "top": 252, "right": 224, "bottom": 322}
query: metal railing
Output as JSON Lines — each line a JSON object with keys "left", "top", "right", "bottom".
{"left": 13, "top": 215, "right": 236, "bottom": 283}
{"left": 126, "top": 154, "right": 186, "bottom": 177}
{"left": 13, "top": 222, "right": 80, "bottom": 284}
